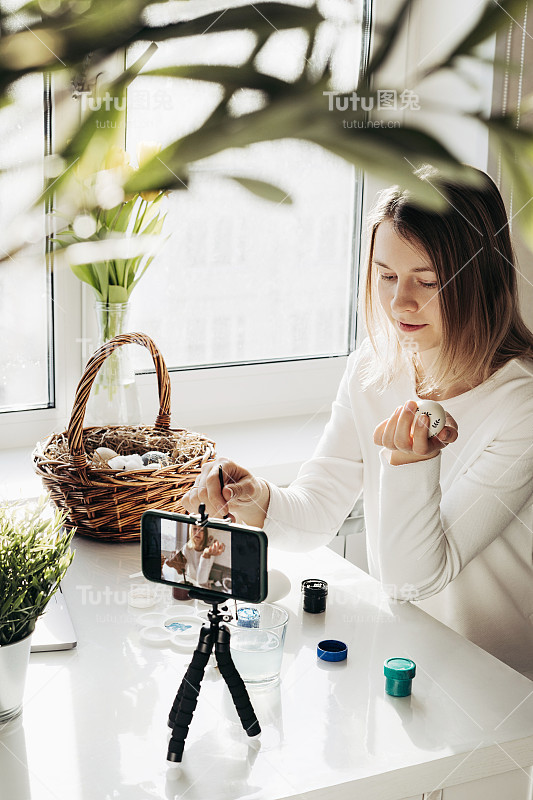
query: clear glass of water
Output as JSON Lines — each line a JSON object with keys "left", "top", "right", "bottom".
{"left": 227, "top": 602, "right": 289, "bottom": 686}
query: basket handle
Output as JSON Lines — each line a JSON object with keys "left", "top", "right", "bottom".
{"left": 67, "top": 332, "right": 171, "bottom": 469}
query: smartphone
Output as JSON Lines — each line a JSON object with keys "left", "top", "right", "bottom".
{"left": 141, "top": 509, "right": 268, "bottom": 603}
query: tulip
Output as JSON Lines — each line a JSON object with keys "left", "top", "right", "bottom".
{"left": 136, "top": 140, "right": 162, "bottom": 167}
{"left": 104, "top": 146, "right": 131, "bottom": 170}
{"left": 54, "top": 142, "right": 168, "bottom": 304}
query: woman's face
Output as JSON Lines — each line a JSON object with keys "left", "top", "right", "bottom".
{"left": 190, "top": 526, "right": 206, "bottom": 551}
{"left": 373, "top": 220, "right": 442, "bottom": 356}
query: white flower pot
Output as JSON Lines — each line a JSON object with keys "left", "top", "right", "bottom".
{"left": 0, "top": 634, "right": 32, "bottom": 722}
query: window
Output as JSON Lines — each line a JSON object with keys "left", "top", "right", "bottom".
{"left": 125, "top": 2, "right": 367, "bottom": 373}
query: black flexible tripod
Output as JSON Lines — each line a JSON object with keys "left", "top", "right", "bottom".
{"left": 167, "top": 599, "right": 261, "bottom": 763}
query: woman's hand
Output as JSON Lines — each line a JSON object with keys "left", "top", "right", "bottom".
{"left": 373, "top": 400, "right": 458, "bottom": 465}
{"left": 166, "top": 551, "right": 187, "bottom": 574}
{"left": 181, "top": 458, "right": 271, "bottom": 528}
{"left": 202, "top": 539, "right": 225, "bottom": 559}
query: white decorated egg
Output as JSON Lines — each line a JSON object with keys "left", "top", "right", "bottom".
{"left": 108, "top": 454, "right": 144, "bottom": 471}
{"left": 124, "top": 454, "right": 144, "bottom": 470}
{"left": 414, "top": 400, "right": 446, "bottom": 438}
{"left": 93, "top": 447, "right": 119, "bottom": 467}
{"left": 108, "top": 455, "right": 127, "bottom": 470}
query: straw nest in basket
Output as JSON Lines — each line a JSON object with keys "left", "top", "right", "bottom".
{"left": 32, "top": 425, "right": 216, "bottom": 542}
{"left": 35, "top": 425, "right": 214, "bottom": 471}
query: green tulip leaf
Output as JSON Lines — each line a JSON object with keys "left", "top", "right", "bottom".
{"left": 107, "top": 285, "right": 129, "bottom": 303}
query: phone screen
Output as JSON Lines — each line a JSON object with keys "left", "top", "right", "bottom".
{"left": 141, "top": 511, "right": 267, "bottom": 603}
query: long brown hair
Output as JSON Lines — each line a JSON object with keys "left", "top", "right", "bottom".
{"left": 187, "top": 525, "right": 211, "bottom": 551}
{"left": 361, "top": 164, "right": 533, "bottom": 396}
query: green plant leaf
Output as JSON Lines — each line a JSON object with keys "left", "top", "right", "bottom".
{"left": 0, "top": 498, "right": 75, "bottom": 646}
{"left": 305, "top": 122, "right": 477, "bottom": 210}
{"left": 92, "top": 261, "right": 109, "bottom": 299}
{"left": 52, "top": 231, "right": 83, "bottom": 248}
{"left": 124, "top": 93, "right": 305, "bottom": 193}
{"left": 110, "top": 199, "right": 137, "bottom": 233}
{"left": 446, "top": 0, "right": 529, "bottom": 61}
{"left": 107, "top": 259, "right": 118, "bottom": 285}
{"left": 138, "top": 3, "right": 324, "bottom": 43}
{"left": 142, "top": 65, "right": 290, "bottom": 95}
{"left": 69, "top": 263, "right": 103, "bottom": 297}
{"left": 130, "top": 256, "right": 156, "bottom": 291}
{"left": 121, "top": 256, "right": 140, "bottom": 291}
{"left": 227, "top": 175, "right": 293, "bottom": 204}
{"left": 132, "top": 199, "right": 150, "bottom": 234}
{"left": 107, "top": 285, "right": 129, "bottom": 303}
{"left": 52, "top": 237, "right": 81, "bottom": 249}
{"left": 140, "top": 214, "right": 164, "bottom": 235}
{"left": 152, "top": 216, "right": 167, "bottom": 236}
{"left": 113, "top": 258, "right": 128, "bottom": 285}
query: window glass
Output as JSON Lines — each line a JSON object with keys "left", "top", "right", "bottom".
{"left": 126, "top": 2, "right": 364, "bottom": 369}
{"left": 0, "top": 73, "right": 51, "bottom": 412}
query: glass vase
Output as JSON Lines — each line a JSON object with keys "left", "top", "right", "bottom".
{"left": 85, "top": 301, "right": 141, "bottom": 427}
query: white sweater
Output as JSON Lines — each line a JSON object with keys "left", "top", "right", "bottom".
{"left": 263, "top": 341, "right": 533, "bottom": 676}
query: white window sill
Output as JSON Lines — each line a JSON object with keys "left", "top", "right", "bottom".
{"left": 0, "top": 413, "right": 330, "bottom": 501}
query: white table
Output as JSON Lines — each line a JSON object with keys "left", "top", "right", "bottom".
{"left": 1, "top": 537, "right": 533, "bottom": 800}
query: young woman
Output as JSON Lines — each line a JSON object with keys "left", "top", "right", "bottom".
{"left": 182, "top": 165, "right": 533, "bottom": 677}
{"left": 162, "top": 526, "right": 225, "bottom": 589}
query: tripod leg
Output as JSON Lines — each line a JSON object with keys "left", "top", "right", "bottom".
{"left": 215, "top": 624, "right": 261, "bottom": 738}
{"left": 167, "top": 625, "right": 212, "bottom": 763}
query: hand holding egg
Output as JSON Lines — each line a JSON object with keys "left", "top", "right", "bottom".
{"left": 413, "top": 400, "right": 445, "bottom": 438}
{"left": 202, "top": 540, "right": 225, "bottom": 559}
{"left": 373, "top": 399, "right": 458, "bottom": 465}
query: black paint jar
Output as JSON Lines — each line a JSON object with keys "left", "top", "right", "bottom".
{"left": 301, "top": 578, "right": 328, "bottom": 613}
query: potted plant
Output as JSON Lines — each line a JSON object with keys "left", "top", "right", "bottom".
{"left": 0, "top": 498, "right": 74, "bottom": 722}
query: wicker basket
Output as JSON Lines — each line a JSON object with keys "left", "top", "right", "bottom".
{"left": 32, "top": 332, "right": 216, "bottom": 542}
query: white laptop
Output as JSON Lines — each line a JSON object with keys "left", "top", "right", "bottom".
{"left": 31, "top": 588, "right": 77, "bottom": 652}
